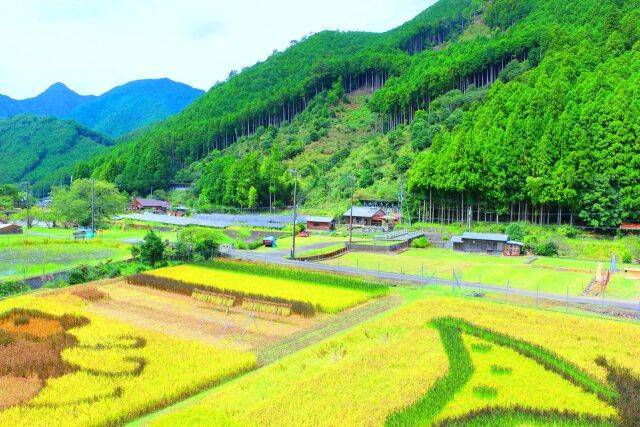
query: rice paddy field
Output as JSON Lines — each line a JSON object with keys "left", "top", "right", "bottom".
{"left": 2, "top": 256, "right": 640, "bottom": 427}
{"left": 138, "top": 294, "right": 640, "bottom": 427}
{"left": 130, "top": 260, "right": 389, "bottom": 315}
{"left": 319, "top": 249, "right": 640, "bottom": 300}
{"left": 0, "top": 289, "right": 256, "bottom": 427}
{"left": 0, "top": 237, "right": 131, "bottom": 281}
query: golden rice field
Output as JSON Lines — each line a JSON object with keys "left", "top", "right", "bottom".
{"left": 0, "top": 291, "right": 256, "bottom": 427}
{"left": 144, "top": 297, "right": 640, "bottom": 427}
{"left": 145, "top": 265, "right": 377, "bottom": 314}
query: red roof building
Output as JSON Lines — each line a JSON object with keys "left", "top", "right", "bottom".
{"left": 130, "top": 198, "right": 171, "bottom": 213}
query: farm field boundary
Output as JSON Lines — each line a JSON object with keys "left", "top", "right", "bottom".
{"left": 231, "top": 250, "right": 640, "bottom": 318}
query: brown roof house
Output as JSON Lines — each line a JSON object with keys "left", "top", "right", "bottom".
{"left": 130, "top": 198, "right": 171, "bottom": 213}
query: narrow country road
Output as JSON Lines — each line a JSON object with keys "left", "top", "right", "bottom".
{"left": 230, "top": 250, "right": 640, "bottom": 313}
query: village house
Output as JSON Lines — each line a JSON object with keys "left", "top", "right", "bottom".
{"left": 0, "top": 223, "right": 23, "bottom": 235}
{"left": 451, "top": 232, "right": 524, "bottom": 256}
{"left": 129, "top": 198, "right": 171, "bottom": 214}
{"left": 342, "top": 207, "right": 387, "bottom": 227}
{"left": 305, "top": 216, "right": 336, "bottom": 232}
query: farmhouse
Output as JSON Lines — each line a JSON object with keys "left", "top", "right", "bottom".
{"left": 343, "top": 207, "right": 387, "bottom": 227}
{"left": 130, "top": 198, "right": 171, "bottom": 213}
{"left": 452, "top": 232, "right": 524, "bottom": 256}
{"left": 0, "top": 223, "right": 23, "bottom": 235}
{"left": 305, "top": 216, "right": 336, "bottom": 231}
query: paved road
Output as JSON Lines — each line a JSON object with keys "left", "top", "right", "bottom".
{"left": 258, "top": 241, "right": 345, "bottom": 258}
{"left": 231, "top": 250, "right": 640, "bottom": 313}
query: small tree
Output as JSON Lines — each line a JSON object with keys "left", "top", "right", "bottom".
{"left": 505, "top": 223, "right": 525, "bottom": 242}
{"left": 247, "top": 186, "right": 258, "bottom": 209}
{"left": 139, "top": 231, "right": 165, "bottom": 266}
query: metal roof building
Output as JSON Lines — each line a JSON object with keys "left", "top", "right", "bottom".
{"left": 452, "top": 232, "right": 522, "bottom": 256}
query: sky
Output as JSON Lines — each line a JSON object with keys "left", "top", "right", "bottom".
{"left": 0, "top": 0, "right": 436, "bottom": 99}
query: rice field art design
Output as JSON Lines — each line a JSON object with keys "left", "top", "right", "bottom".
{"left": 386, "top": 318, "right": 639, "bottom": 427}
{"left": 0, "top": 309, "right": 147, "bottom": 410}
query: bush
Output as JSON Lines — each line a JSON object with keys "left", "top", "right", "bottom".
{"left": 534, "top": 241, "right": 559, "bottom": 257}
{"left": 412, "top": 237, "right": 429, "bottom": 249}
{"left": 505, "top": 223, "right": 525, "bottom": 242}
{"left": 523, "top": 236, "right": 538, "bottom": 253}
{"left": 563, "top": 226, "right": 578, "bottom": 239}
{"left": 0, "top": 281, "right": 28, "bottom": 298}
{"left": 622, "top": 252, "right": 632, "bottom": 264}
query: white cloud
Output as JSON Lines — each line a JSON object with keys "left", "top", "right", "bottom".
{"left": 0, "top": 0, "right": 435, "bottom": 98}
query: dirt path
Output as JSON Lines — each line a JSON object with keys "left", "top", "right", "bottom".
{"left": 255, "top": 293, "right": 404, "bottom": 366}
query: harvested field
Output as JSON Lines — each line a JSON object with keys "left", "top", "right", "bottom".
{"left": 85, "top": 282, "right": 367, "bottom": 351}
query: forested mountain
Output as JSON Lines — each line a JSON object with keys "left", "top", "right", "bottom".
{"left": 0, "top": 115, "right": 114, "bottom": 193}
{"left": 75, "top": 0, "right": 640, "bottom": 228}
{"left": 0, "top": 79, "right": 203, "bottom": 137}
{"left": 63, "top": 79, "right": 204, "bottom": 137}
{"left": 0, "top": 83, "right": 95, "bottom": 117}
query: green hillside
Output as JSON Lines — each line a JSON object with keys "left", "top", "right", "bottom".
{"left": 77, "top": 0, "right": 640, "bottom": 227}
{"left": 0, "top": 115, "right": 114, "bottom": 193}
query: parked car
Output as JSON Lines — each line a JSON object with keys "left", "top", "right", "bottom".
{"left": 263, "top": 237, "right": 277, "bottom": 248}
{"left": 77, "top": 226, "right": 93, "bottom": 233}
{"left": 298, "top": 231, "right": 310, "bottom": 237}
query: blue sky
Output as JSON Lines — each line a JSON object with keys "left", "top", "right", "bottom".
{"left": 0, "top": 0, "right": 435, "bottom": 98}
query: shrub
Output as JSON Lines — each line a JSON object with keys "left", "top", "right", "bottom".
{"left": 0, "top": 281, "right": 28, "bottom": 298}
{"left": 505, "top": 223, "right": 525, "bottom": 242}
{"left": 622, "top": 252, "right": 632, "bottom": 264}
{"left": 563, "top": 226, "right": 579, "bottom": 239}
{"left": 412, "top": 237, "right": 429, "bottom": 249}
{"left": 534, "top": 242, "right": 559, "bottom": 257}
{"left": 523, "top": 236, "right": 538, "bottom": 253}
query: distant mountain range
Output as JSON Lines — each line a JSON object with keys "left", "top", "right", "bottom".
{"left": 0, "top": 79, "right": 204, "bottom": 137}
{"left": 0, "top": 82, "right": 95, "bottom": 117}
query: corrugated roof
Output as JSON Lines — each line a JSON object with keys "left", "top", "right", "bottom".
{"left": 507, "top": 240, "right": 525, "bottom": 246}
{"left": 0, "top": 224, "right": 20, "bottom": 230}
{"left": 462, "top": 232, "right": 509, "bottom": 242}
{"left": 342, "top": 207, "right": 385, "bottom": 218}
{"left": 451, "top": 236, "right": 463, "bottom": 243}
{"left": 133, "top": 198, "right": 171, "bottom": 208}
{"left": 305, "top": 216, "right": 335, "bottom": 223}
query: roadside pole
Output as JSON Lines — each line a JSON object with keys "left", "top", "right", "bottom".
{"left": 506, "top": 281, "right": 509, "bottom": 303}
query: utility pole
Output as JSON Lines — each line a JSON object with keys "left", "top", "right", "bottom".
{"left": 348, "top": 175, "right": 355, "bottom": 243}
{"left": 468, "top": 206, "right": 472, "bottom": 232}
{"left": 399, "top": 189, "right": 405, "bottom": 225}
{"left": 24, "top": 182, "right": 31, "bottom": 229}
{"left": 91, "top": 178, "right": 95, "bottom": 232}
{"left": 289, "top": 169, "right": 298, "bottom": 259}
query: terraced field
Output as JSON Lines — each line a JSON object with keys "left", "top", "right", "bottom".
{"left": 139, "top": 297, "right": 640, "bottom": 427}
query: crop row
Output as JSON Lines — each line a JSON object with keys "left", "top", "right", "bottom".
{"left": 191, "top": 289, "right": 235, "bottom": 308}
{"left": 201, "top": 259, "right": 389, "bottom": 295}
{"left": 139, "top": 264, "right": 379, "bottom": 315}
{"left": 126, "top": 273, "right": 319, "bottom": 316}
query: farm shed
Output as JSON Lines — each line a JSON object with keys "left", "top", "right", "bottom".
{"left": 305, "top": 216, "right": 336, "bottom": 231}
{"left": 343, "top": 207, "right": 387, "bottom": 227}
{"left": 452, "top": 232, "right": 512, "bottom": 255}
{"left": 504, "top": 241, "right": 524, "bottom": 257}
{"left": 0, "top": 223, "right": 23, "bottom": 235}
{"left": 130, "top": 198, "right": 171, "bottom": 213}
